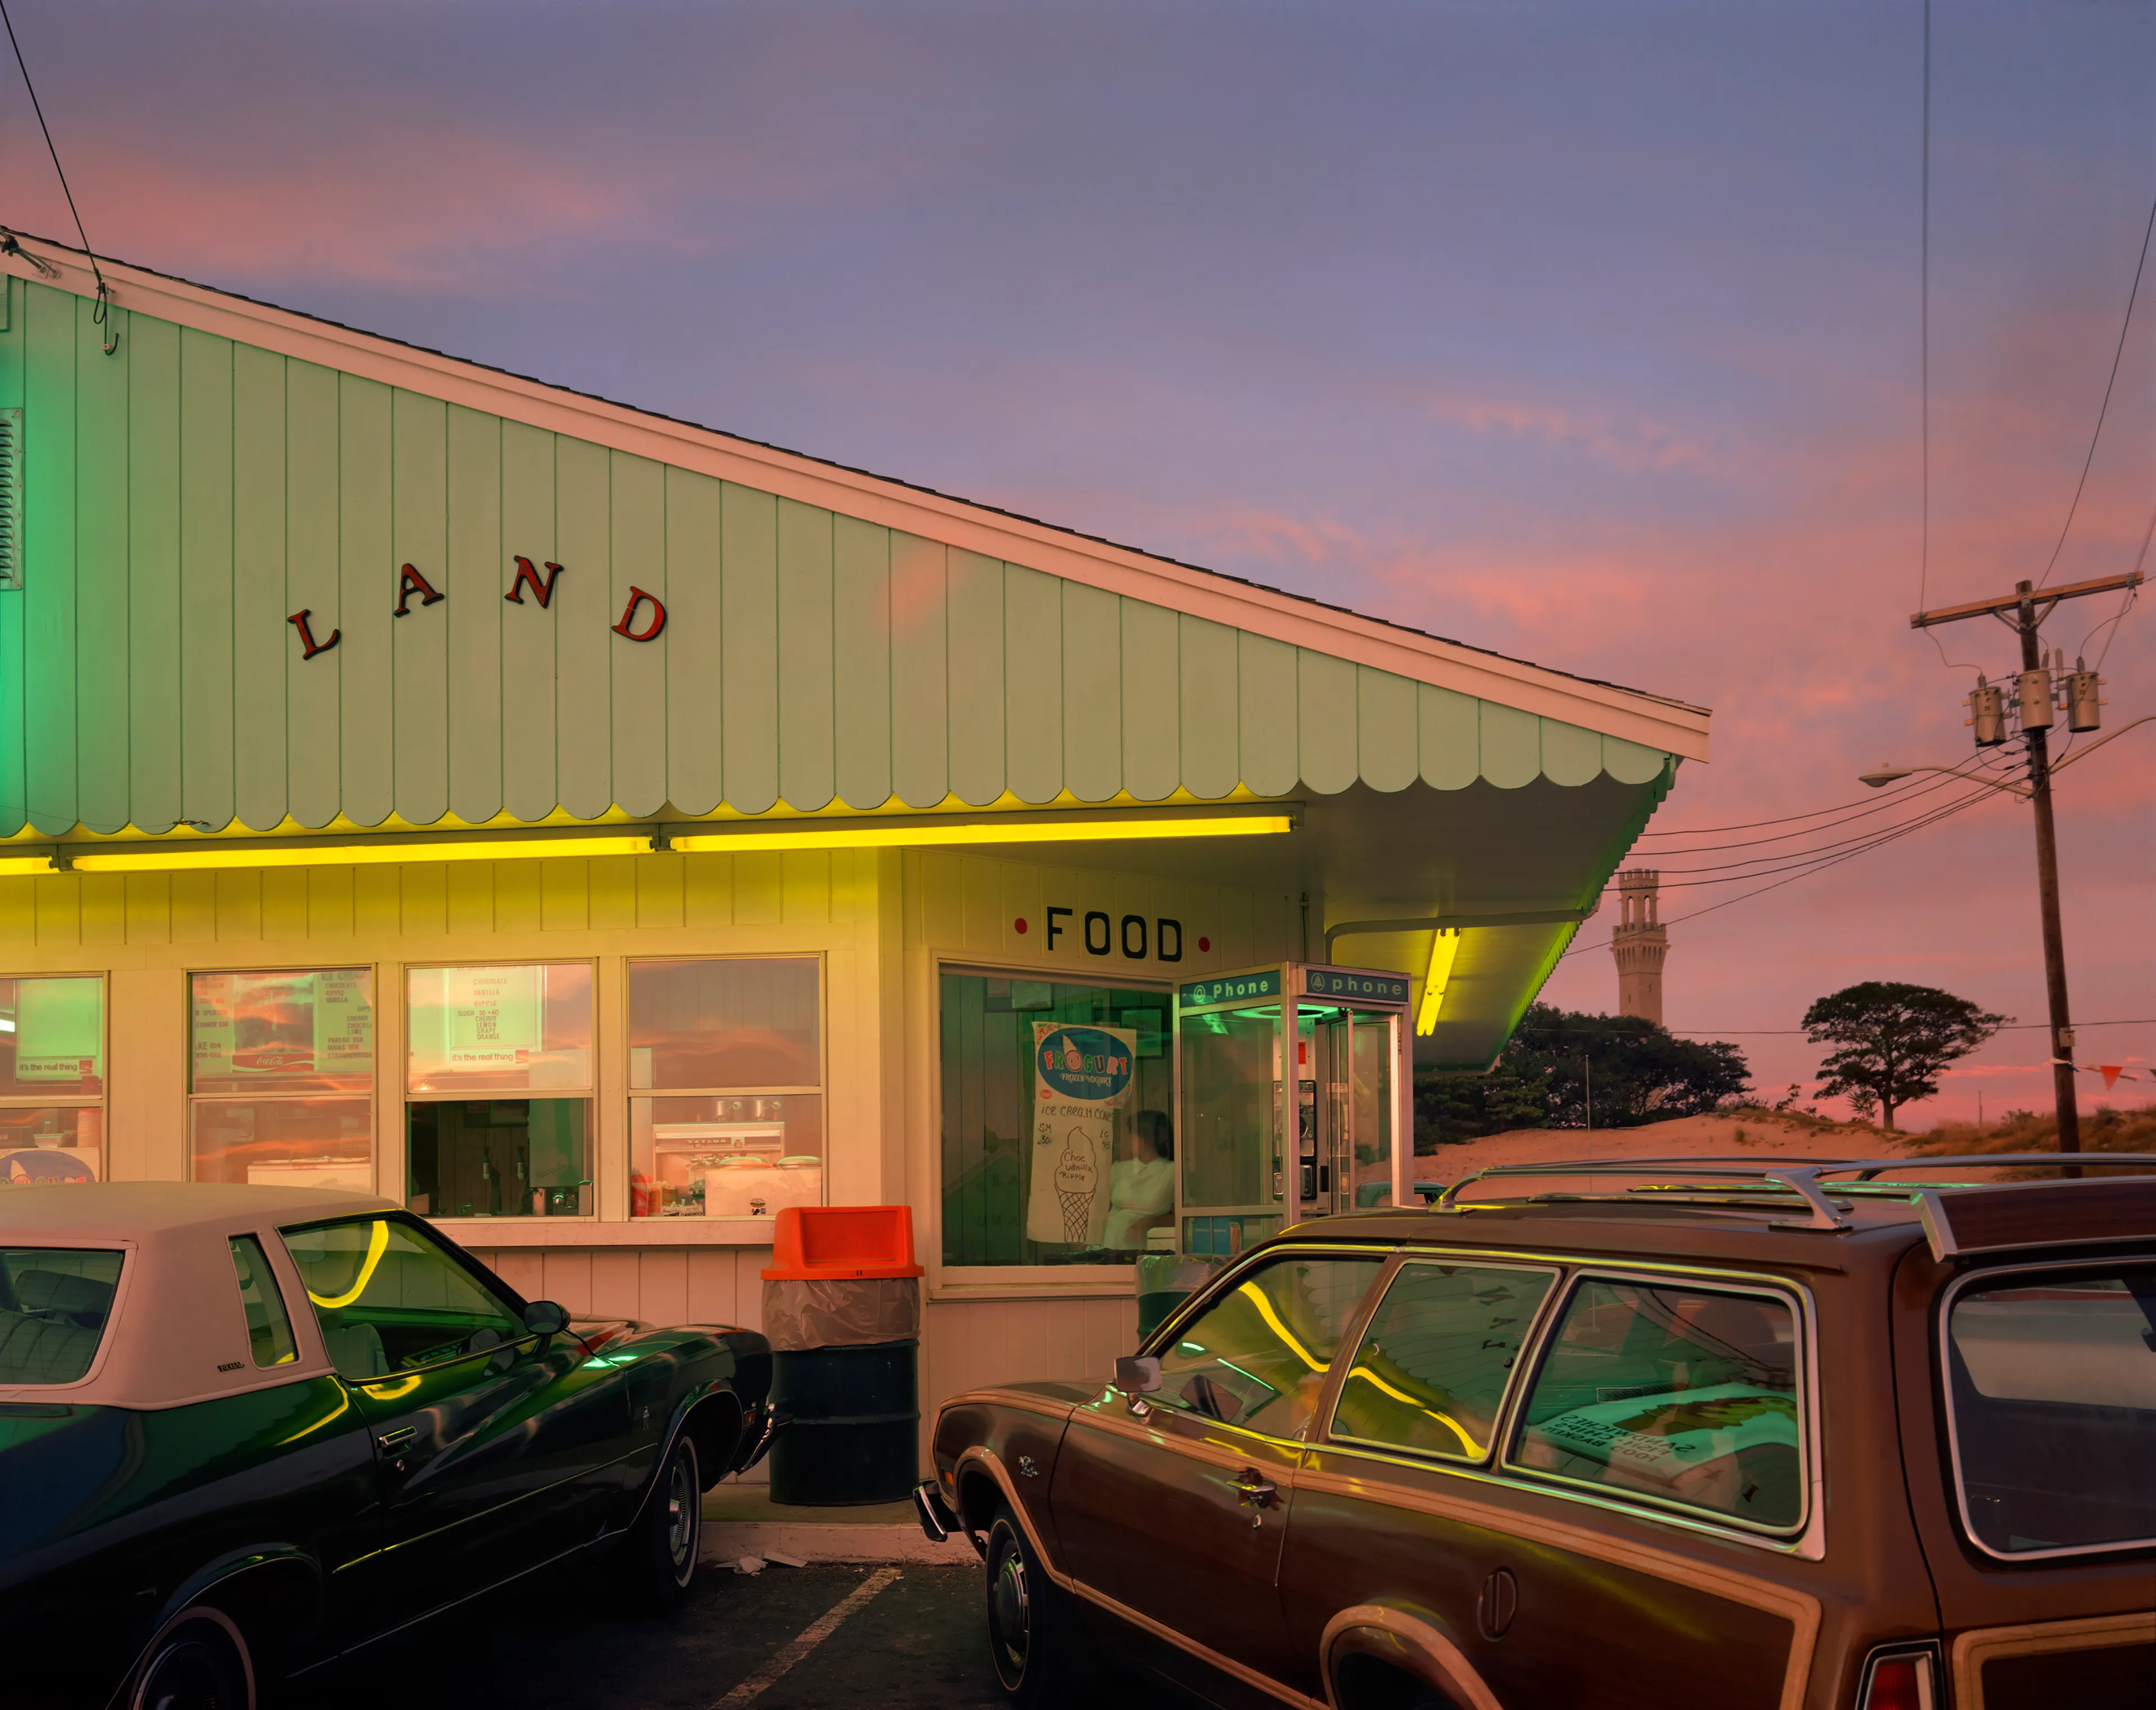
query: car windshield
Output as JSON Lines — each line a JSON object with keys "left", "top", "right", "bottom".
{"left": 0, "top": 1248, "right": 125, "bottom": 1385}
{"left": 1946, "top": 1266, "right": 2156, "bottom": 1556}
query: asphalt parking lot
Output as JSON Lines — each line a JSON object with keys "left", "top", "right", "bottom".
{"left": 297, "top": 1561, "right": 1196, "bottom": 1710}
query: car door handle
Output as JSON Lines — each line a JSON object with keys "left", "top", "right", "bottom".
{"left": 376, "top": 1427, "right": 418, "bottom": 1451}
{"left": 1230, "top": 1472, "right": 1277, "bottom": 1505}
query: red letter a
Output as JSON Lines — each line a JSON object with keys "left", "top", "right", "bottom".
{"left": 504, "top": 556, "right": 565, "bottom": 607}
{"left": 394, "top": 562, "right": 445, "bottom": 616}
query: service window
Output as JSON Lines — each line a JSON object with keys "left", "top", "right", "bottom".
{"left": 1328, "top": 1260, "right": 1557, "bottom": 1462}
{"left": 283, "top": 1216, "right": 524, "bottom": 1379}
{"left": 1152, "top": 1251, "right": 1386, "bottom": 1439}
{"left": 189, "top": 969, "right": 374, "bottom": 1189}
{"left": 939, "top": 968, "right": 1175, "bottom": 1267}
{"left": 1944, "top": 1264, "right": 2156, "bottom": 1558}
{"left": 0, "top": 975, "right": 106, "bottom": 1187}
{"left": 1508, "top": 1275, "right": 1805, "bottom": 1534}
{"left": 405, "top": 964, "right": 593, "bottom": 1219}
{"left": 627, "top": 957, "right": 823, "bottom": 1220}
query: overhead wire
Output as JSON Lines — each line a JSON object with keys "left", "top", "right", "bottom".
{"left": 1632, "top": 759, "right": 2012, "bottom": 855}
{"left": 1630, "top": 778, "right": 2006, "bottom": 890}
{"left": 2036, "top": 187, "right": 2156, "bottom": 590}
{"left": 1634, "top": 765, "right": 1957, "bottom": 837}
{"left": 0, "top": 0, "right": 114, "bottom": 352}
{"left": 1560, "top": 778, "right": 2008, "bottom": 959}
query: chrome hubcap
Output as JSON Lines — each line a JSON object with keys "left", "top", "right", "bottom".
{"left": 666, "top": 1460, "right": 696, "bottom": 1572}
{"left": 990, "top": 1547, "right": 1031, "bottom": 1680}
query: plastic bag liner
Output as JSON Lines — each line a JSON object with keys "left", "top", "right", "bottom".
{"left": 761, "top": 1276, "right": 922, "bottom": 1352}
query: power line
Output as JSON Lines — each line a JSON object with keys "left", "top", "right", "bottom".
{"left": 1635, "top": 765, "right": 1957, "bottom": 837}
{"left": 1636, "top": 781, "right": 2001, "bottom": 891}
{"left": 1633, "top": 760, "right": 2012, "bottom": 856}
{"left": 2036, "top": 187, "right": 2156, "bottom": 590}
{"left": 0, "top": 0, "right": 113, "bottom": 352}
{"left": 1561, "top": 780, "right": 2003, "bottom": 958}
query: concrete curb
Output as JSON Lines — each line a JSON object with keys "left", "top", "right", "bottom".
{"left": 701, "top": 1521, "right": 967, "bottom": 1566}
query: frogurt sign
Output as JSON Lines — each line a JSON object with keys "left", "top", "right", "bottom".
{"left": 1026, "top": 1023, "right": 1135, "bottom": 1248}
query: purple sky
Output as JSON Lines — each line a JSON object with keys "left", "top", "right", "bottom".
{"left": 5, "top": 1, "right": 2150, "bottom": 1124}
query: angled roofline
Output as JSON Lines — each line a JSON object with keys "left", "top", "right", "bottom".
{"left": 0, "top": 231, "right": 1709, "bottom": 760}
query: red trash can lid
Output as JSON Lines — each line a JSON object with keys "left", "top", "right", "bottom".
{"left": 760, "top": 1205, "right": 924, "bottom": 1280}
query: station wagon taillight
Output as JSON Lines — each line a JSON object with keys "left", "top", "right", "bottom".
{"left": 1857, "top": 1646, "right": 1937, "bottom": 1710}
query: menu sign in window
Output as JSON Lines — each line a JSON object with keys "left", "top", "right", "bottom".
{"left": 191, "top": 970, "right": 374, "bottom": 1091}
{"left": 10, "top": 977, "right": 103, "bottom": 1084}
{"left": 445, "top": 966, "right": 541, "bottom": 1070}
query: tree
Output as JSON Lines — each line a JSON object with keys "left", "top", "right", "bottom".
{"left": 1801, "top": 982, "right": 2006, "bottom": 1130}
{"left": 1415, "top": 1005, "right": 1751, "bottom": 1148}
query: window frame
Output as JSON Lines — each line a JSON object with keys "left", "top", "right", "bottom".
{"left": 1936, "top": 1255, "right": 2156, "bottom": 1565}
{"left": 185, "top": 962, "right": 379, "bottom": 1191}
{"left": 1291, "top": 1245, "right": 1826, "bottom": 1559}
{"left": 932, "top": 955, "right": 1181, "bottom": 1290}
{"left": 401, "top": 957, "right": 599, "bottom": 1222}
{"left": 624, "top": 952, "right": 828, "bottom": 1223}
{"left": 1497, "top": 1265, "right": 1816, "bottom": 1543}
{"left": 0, "top": 970, "right": 109, "bottom": 1182}
{"left": 1321, "top": 1255, "right": 1566, "bottom": 1468}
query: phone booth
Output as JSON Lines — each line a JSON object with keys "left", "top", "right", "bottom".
{"left": 1174, "top": 963, "right": 1414, "bottom": 1256}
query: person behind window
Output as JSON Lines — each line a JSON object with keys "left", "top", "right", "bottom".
{"left": 1104, "top": 1109, "right": 1176, "bottom": 1251}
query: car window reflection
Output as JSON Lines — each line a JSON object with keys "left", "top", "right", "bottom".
{"left": 281, "top": 1218, "right": 524, "bottom": 1379}
{"left": 1154, "top": 1253, "right": 1385, "bottom": 1437}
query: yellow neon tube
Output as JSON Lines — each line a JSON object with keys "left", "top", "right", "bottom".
{"left": 307, "top": 1218, "right": 391, "bottom": 1310}
{"left": 67, "top": 835, "right": 654, "bottom": 874}
{"left": 1341, "top": 1364, "right": 1478, "bottom": 1454}
{"left": 0, "top": 856, "right": 53, "bottom": 878}
{"left": 670, "top": 814, "right": 1293, "bottom": 854}
{"left": 1236, "top": 1280, "right": 1324, "bottom": 1372}
{"left": 1416, "top": 928, "right": 1461, "bottom": 1036}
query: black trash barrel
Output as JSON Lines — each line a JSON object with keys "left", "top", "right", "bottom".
{"left": 760, "top": 1206, "right": 925, "bottom": 1507}
{"left": 768, "top": 1338, "right": 920, "bottom": 1506}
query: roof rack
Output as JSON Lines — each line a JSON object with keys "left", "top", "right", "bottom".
{"left": 1430, "top": 1153, "right": 2156, "bottom": 1234}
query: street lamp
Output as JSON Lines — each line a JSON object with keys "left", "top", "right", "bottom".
{"left": 1859, "top": 763, "right": 2029, "bottom": 797}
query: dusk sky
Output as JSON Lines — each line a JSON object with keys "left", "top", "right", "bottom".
{"left": 4, "top": 0, "right": 2149, "bottom": 1125}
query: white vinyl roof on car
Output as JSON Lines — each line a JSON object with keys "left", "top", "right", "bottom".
{"left": 1, "top": 1183, "right": 396, "bottom": 1411}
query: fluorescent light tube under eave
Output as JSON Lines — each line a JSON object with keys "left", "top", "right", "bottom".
{"left": 1416, "top": 928, "right": 1461, "bottom": 1037}
{"left": 669, "top": 814, "right": 1295, "bottom": 854}
{"left": 0, "top": 856, "right": 54, "bottom": 878}
{"left": 67, "top": 835, "right": 655, "bottom": 874}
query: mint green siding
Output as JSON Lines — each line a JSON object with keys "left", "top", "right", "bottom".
{"left": 0, "top": 277, "right": 1671, "bottom": 839}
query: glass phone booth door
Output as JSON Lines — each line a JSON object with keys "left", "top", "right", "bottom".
{"left": 1176, "top": 964, "right": 1412, "bottom": 1255}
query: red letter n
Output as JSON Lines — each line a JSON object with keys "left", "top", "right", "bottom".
{"left": 504, "top": 556, "right": 565, "bottom": 607}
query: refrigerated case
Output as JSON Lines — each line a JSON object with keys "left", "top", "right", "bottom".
{"left": 1176, "top": 964, "right": 1413, "bottom": 1255}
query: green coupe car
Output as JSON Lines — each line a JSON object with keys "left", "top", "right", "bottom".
{"left": 0, "top": 1183, "right": 775, "bottom": 1709}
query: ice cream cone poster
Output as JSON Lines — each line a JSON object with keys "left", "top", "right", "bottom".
{"left": 1026, "top": 1023, "right": 1137, "bottom": 1247}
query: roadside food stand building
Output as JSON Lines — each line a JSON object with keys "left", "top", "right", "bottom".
{"left": 0, "top": 239, "right": 1708, "bottom": 1432}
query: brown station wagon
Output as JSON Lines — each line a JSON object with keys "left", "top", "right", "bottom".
{"left": 915, "top": 1154, "right": 2156, "bottom": 1710}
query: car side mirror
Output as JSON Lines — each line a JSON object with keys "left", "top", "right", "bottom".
{"left": 1114, "top": 1355, "right": 1162, "bottom": 1396}
{"left": 524, "top": 1300, "right": 570, "bottom": 1337}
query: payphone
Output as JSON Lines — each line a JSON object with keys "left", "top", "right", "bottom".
{"left": 1174, "top": 963, "right": 1413, "bottom": 1255}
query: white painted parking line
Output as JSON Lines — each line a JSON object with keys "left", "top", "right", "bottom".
{"left": 710, "top": 1567, "right": 902, "bottom": 1707}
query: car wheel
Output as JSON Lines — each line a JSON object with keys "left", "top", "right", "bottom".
{"left": 134, "top": 1617, "right": 249, "bottom": 1710}
{"left": 638, "top": 1432, "right": 703, "bottom": 1615}
{"left": 984, "top": 1506, "right": 1085, "bottom": 1708}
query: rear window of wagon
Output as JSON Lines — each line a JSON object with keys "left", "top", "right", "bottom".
{"left": 0, "top": 1248, "right": 125, "bottom": 1385}
{"left": 1945, "top": 1265, "right": 2156, "bottom": 1557}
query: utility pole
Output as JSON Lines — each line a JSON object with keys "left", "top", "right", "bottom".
{"left": 1911, "top": 568, "right": 2143, "bottom": 1157}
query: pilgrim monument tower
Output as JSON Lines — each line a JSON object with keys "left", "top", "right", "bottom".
{"left": 1611, "top": 869, "right": 1668, "bottom": 1027}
